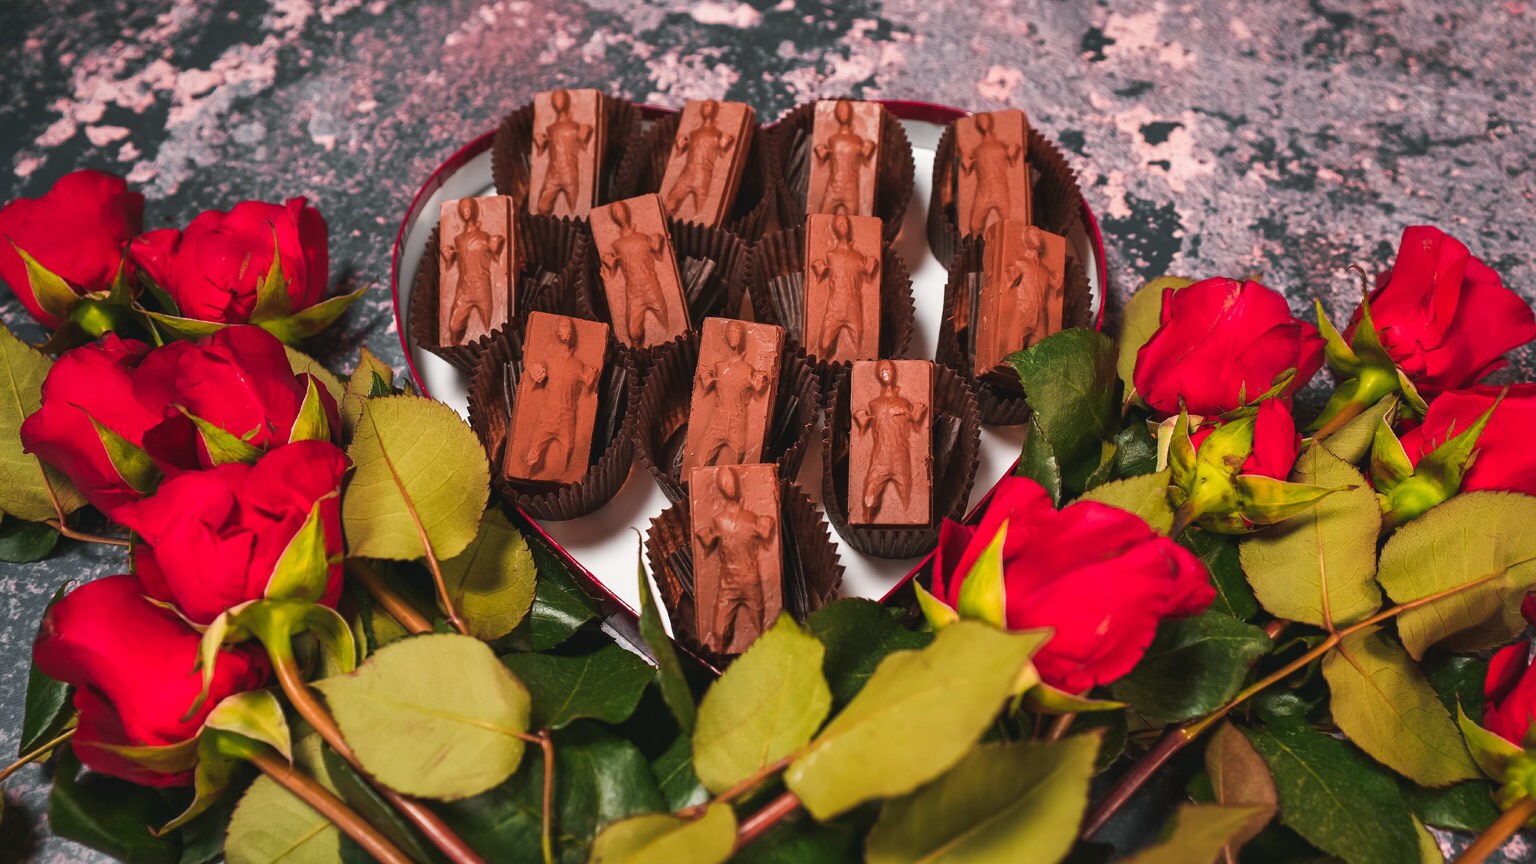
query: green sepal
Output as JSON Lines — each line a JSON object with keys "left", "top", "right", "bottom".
{"left": 83, "top": 410, "right": 161, "bottom": 494}
{"left": 142, "top": 310, "right": 228, "bottom": 341}
{"left": 92, "top": 737, "right": 200, "bottom": 775}
{"left": 11, "top": 241, "right": 79, "bottom": 320}
{"left": 289, "top": 376, "right": 332, "bottom": 443}
{"left": 1196, "top": 413, "right": 1256, "bottom": 472}
{"left": 955, "top": 519, "right": 1006, "bottom": 627}
{"left": 1022, "top": 683, "right": 1125, "bottom": 714}
{"left": 1166, "top": 409, "right": 1199, "bottom": 489}
{"left": 189, "top": 600, "right": 355, "bottom": 719}
{"left": 1456, "top": 706, "right": 1536, "bottom": 810}
{"left": 913, "top": 581, "right": 959, "bottom": 631}
{"left": 1414, "top": 391, "right": 1500, "bottom": 494}
{"left": 1377, "top": 393, "right": 1500, "bottom": 531}
{"left": 250, "top": 235, "right": 292, "bottom": 323}
{"left": 178, "top": 407, "right": 263, "bottom": 466}
{"left": 1370, "top": 417, "right": 1414, "bottom": 492}
{"left": 255, "top": 286, "right": 368, "bottom": 345}
{"left": 157, "top": 689, "right": 293, "bottom": 834}
{"left": 264, "top": 499, "right": 335, "bottom": 604}
{"left": 1231, "top": 475, "right": 1347, "bottom": 527}
{"left": 1316, "top": 301, "right": 1361, "bottom": 376}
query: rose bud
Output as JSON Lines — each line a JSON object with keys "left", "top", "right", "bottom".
{"left": 1372, "top": 385, "right": 1511, "bottom": 529}
{"left": 32, "top": 574, "right": 271, "bottom": 787}
{"left": 1133, "top": 277, "right": 1325, "bottom": 418}
{"left": 1314, "top": 227, "right": 1536, "bottom": 434}
{"left": 0, "top": 170, "right": 144, "bottom": 329}
{"left": 1483, "top": 643, "right": 1536, "bottom": 748}
{"left": 923, "top": 477, "right": 1214, "bottom": 692}
{"left": 113, "top": 440, "right": 350, "bottom": 625}
{"left": 1166, "top": 398, "right": 1339, "bottom": 534}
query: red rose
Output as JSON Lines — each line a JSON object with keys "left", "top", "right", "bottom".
{"left": 20, "top": 327, "right": 337, "bottom": 516}
{"left": 131, "top": 197, "right": 329, "bottom": 324}
{"left": 0, "top": 170, "right": 144, "bottom": 328}
{"left": 1134, "top": 278, "right": 1325, "bottom": 417}
{"left": 1189, "top": 398, "right": 1300, "bottom": 482}
{"left": 32, "top": 574, "right": 271, "bottom": 786}
{"left": 1483, "top": 641, "right": 1536, "bottom": 746}
{"left": 1352, "top": 227, "right": 1536, "bottom": 399}
{"left": 114, "top": 440, "right": 349, "bottom": 625}
{"left": 930, "top": 477, "right": 1214, "bottom": 692}
{"left": 1397, "top": 385, "right": 1536, "bottom": 496}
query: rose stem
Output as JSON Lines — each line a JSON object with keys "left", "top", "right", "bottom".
{"left": 1044, "top": 712, "right": 1077, "bottom": 742}
{"left": 44, "top": 519, "right": 129, "bottom": 547}
{"left": 267, "top": 635, "right": 486, "bottom": 864}
{"left": 0, "top": 727, "right": 76, "bottom": 784}
{"left": 677, "top": 755, "right": 797, "bottom": 820}
{"left": 347, "top": 560, "right": 433, "bottom": 634}
{"left": 1311, "top": 399, "right": 1368, "bottom": 441}
{"left": 1454, "top": 797, "right": 1536, "bottom": 864}
{"left": 505, "top": 728, "right": 557, "bottom": 864}
{"left": 1086, "top": 569, "right": 1513, "bottom": 837}
{"left": 735, "top": 791, "right": 802, "bottom": 851}
{"left": 248, "top": 747, "right": 414, "bottom": 864}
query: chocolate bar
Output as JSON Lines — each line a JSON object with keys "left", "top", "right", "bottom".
{"left": 847, "top": 360, "right": 933, "bottom": 526}
{"left": 803, "top": 212, "right": 882, "bottom": 363}
{"left": 954, "top": 109, "right": 1031, "bottom": 236}
{"left": 438, "top": 196, "right": 516, "bottom": 346}
{"left": 690, "top": 463, "right": 783, "bottom": 654}
{"left": 591, "top": 193, "right": 691, "bottom": 349}
{"left": 505, "top": 311, "right": 609, "bottom": 485}
{"left": 658, "top": 99, "right": 755, "bottom": 227}
{"left": 529, "top": 89, "right": 605, "bottom": 217}
{"left": 681, "top": 317, "right": 784, "bottom": 470}
{"left": 807, "top": 100, "right": 881, "bottom": 217}
{"left": 974, "top": 219, "right": 1067, "bottom": 378}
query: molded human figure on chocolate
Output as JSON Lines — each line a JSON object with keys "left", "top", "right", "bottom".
{"left": 811, "top": 101, "right": 876, "bottom": 215}
{"left": 533, "top": 89, "right": 594, "bottom": 216}
{"left": 600, "top": 199, "right": 674, "bottom": 346}
{"left": 695, "top": 320, "right": 772, "bottom": 466}
{"left": 440, "top": 198, "right": 507, "bottom": 344}
{"left": 520, "top": 317, "right": 600, "bottom": 479}
{"left": 696, "top": 466, "right": 777, "bottom": 654}
{"left": 960, "top": 112, "right": 1025, "bottom": 235}
{"left": 808, "top": 214, "right": 879, "bottom": 362}
{"left": 853, "top": 360, "right": 929, "bottom": 519}
{"left": 664, "top": 100, "right": 738, "bottom": 219}
{"left": 999, "top": 225, "right": 1063, "bottom": 350}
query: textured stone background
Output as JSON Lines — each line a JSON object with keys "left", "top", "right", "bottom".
{"left": 1, "top": 0, "right": 1533, "bottom": 860}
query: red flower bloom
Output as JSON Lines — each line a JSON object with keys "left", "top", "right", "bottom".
{"left": 114, "top": 440, "right": 349, "bottom": 625}
{"left": 0, "top": 170, "right": 144, "bottom": 328}
{"left": 131, "top": 197, "right": 329, "bottom": 324}
{"left": 1396, "top": 385, "right": 1536, "bottom": 497}
{"left": 931, "top": 477, "right": 1214, "bottom": 692}
{"left": 32, "top": 574, "right": 270, "bottom": 787}
{"left": 1134, "top": 278, "right": 1324, "bottom": 417}
{"left": 20, "top": 327, "right": 337, "bottom": 517}
{"left": 1352, "top": 227, "right": 1536, "bottom": 399}
{"left": 1484, "top": 642, "right": 1536, "bottom": 746}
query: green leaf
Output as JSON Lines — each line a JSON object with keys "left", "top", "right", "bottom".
{"left": 1205, "top": 722, "right": 1278, "bottom": 858}
{"left": 1078, "top": 469, "right": 1174, "bottom": 533}
{"left": 693, "top": 614, "right": 831, "bottom": 794}
{"left": 348, "top": 347, "right": 396, "bottom": 400}
{"left": 1424, "top": 653, "right": 1490, "bottom": 725}
{"left": 256, "top": 286, "right": 367, "bottom": 344}
{"left": 285, "top": 346, "right": 345, "bottom": 407}
{"left": 503, "top": 530, "right": 599, "bottom": 651}
{"left": 1403, "top": 780, "right": 1499, "bottom": 833}
{"left": 316, "top": 633, "right": 530, "bottom": 800}
{"left": 0, "top": 324, "right": 86, "bottom": 520}
{"left": 12, "top": 241, "right": 81, "bottom": 318}
{"left": 50, "top": 747, "right": 182, "bottom": 864}
{"left": 1122, "top": 803, "right": 1272, "bottom": 864}
{"left": 588, "top": 803, "right": 736, "bottom": 864}
{"left": 179, "top": 407, "right": 263, "bottom": 465}
{"left": 1111, "top": 419, "right": 1159, "bottom": 478}
{"left": 651, "top": 734, "right": 708, "bottom": 810}
{"left": 1008, "top": 328, "right": 1119, "bottom": 496}
{"left": 265, "top": 501, "right": 332, "bottom": 603}
{"left": 1016, "top": 414, "right": 1064, "bottom": 504}
{"left": 955, "top": 519, "right": 1007, "bottom": 626}
{"left": 1376, "top": 492, "right": 1536, "bottom": 658}
{"left": 1238, "top": 446, "right": 1381, "bottom": 627}
{"left": 638, "top": 553, "right": 696, "bottom": 734}
{"left": 1179, "top": 530, "right": 1257, "bottom": 621}
{"left": 1244, "top": 719, "right": 1420, "bottom": 864}
{"left": 1111, "top": 612, "right": 1272, "bottom": 724}
{"left": 1116, "top": 276, "right": 1193, "bottom": 394}
{"left": 20, "top": 581, "right": 74, "bottom": 755}
{"left": 727, "top": 820, "right": 861, "bottom": 864}
{"left": 784, "top": 622, "right": 1049, "bottom": 819}
{"left": 1321, "top": 627, "right": 1478, "bottom": 786}
{"left": 865, "top": 736, "right": 1099, "bottom": 864}
{"left": 224, "top": 774, "right": 340, "bottom": 864}
{"left": 1318, "top": 395, "right": 1397, "bottom": 466}
{"left": 439, "top": 507, "right": 537, "bottom": 640}
{"left": 501, "top": 643, "right": 653, "bottom": 729}
{"left": 342, "top": 395, "right": 489, "bottom": 563}
{"left": 806, "top": 598, "right": 931, "bottom": 708}
{"left": 318, "top": 746, "right": 445, "bottom": 864}
{"left": 0, "top": 514, "right": 59, "bottom": 561}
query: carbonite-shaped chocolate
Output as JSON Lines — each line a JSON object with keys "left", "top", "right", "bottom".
{"left": 438, "top": 196, "right": 516, "bottom": 346}
{"left": 691, "top": 463, "right": 782, "bottom": 654}
{"left": 530, "top": 89, "right": 605, "bottom": 218}
{"left": 659, "top": 99, "right": 755, "bottom": 227}
{"left": 682, "top": 317, "right": 785, "bottom": 471}
{"left": 848, "top": 359, "right": 933, "bottom": 526}
{"left": 803, "top": 212, "right": 882, "bottom": 363}
{"left": 505, "top": 311, "right": 609, "bottom": 485}
{"left": 807, "top": 100, "right": 881, "bottom": 217}
{"left": 591, "top": 194, "right": 691, "bottom": 349}
{"left": 954, "top": 109, "right": 1031, "bottom": 236}
{"left": 974, "top": 219, "right": 1067, "bottom": 378}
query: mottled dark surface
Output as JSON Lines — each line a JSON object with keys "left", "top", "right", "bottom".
{"left": 2, "top": 0, "right": 1534, "bottom": 860}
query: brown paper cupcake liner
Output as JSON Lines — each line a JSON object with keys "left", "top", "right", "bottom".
{"left": 927, "top": 119, "right": 1085, "bottom": 266}
{"left": 410, "top": 217, "right": 595, "bottom": 372}
{"left": 490, "top": 96, "right": 644, "bottom": 213}
{"left": 612, "top": 111, "right": 777, "bottom": 241}
{"left": 631, "top": 335, "right": 819, "bottom": 503}
{"left": 767, "top": 102, "right": 915, "bottom": 244}
{"left": 748, "top": 225, "right": 915, "bottom": 379}
{"left": 935, "top": 237, "right": 1094, "bottom": 425}
{"left": 644, "top": 479, "right": 843, "bottom": 668}
{"left": 581, "top": 220, "right": 751, "bottom": 367}
{"left": 819, "top": 364, "right": 982, "bottom": 558}
{"left": 465, "top": 323, "right": 637, "bottom": 520}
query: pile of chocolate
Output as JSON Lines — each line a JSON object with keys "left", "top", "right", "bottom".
{"left": 413, "top": 90, "right": 1084, "bottom": 657}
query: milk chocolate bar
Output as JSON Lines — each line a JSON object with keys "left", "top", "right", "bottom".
{"left": 438, "top": 196, "right": 516, "bottom": 346}
{"left": 803, "top": 212, "right": 882, "bottom": 363}
{"left": 505, "top": 311, "right": 609, "bottom": 485}
{"left": 848, "top": 359, "right": 933, "bottom": 526}
{"left": 690, "top": 463, "right": 783, "bottom": 654}
{"left": 529, "top": 89, "right": 605, "bottom": 217}
{"left": 974, "top": 219, "right": 1067, "bottom": 377}
{"left": 591, "top": 193, "right": 691, "bottom": 348}
{"left": 807, "top": 100, "right": 881, "bottom": 217}
{"left": 681, "top": 317, "right": 785, "bottom": 471}
{"left": 954, "top": 109, "right": 1032, "bottom": 236}
{"left": 659, "top": 99, "right": 755, "bottom": 227}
